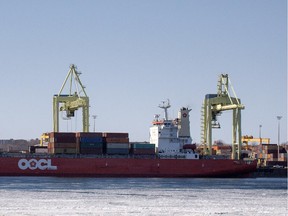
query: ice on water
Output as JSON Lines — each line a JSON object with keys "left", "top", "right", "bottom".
{"left": 0, "top": 177, "right": 287, "bottom": 216}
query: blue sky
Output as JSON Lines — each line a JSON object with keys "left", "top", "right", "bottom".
{"left": 0, "top": 0, "right": 287, "bottom": 144}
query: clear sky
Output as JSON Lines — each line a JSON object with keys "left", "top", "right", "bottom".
{"left": 0, "top": 0, "right": 287, "bottom": 145}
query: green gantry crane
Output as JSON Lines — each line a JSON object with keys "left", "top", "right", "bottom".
{"left": 201, "top": 74, "right": 245, "bottom": 159}
{"left": 53, "top": 64, "right": 89, "bottom": 132}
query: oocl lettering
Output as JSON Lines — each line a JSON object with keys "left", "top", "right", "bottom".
{"left": 18, "top": 159, "right": 57, "bottom": 170}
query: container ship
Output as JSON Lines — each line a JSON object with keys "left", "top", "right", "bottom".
{"left": 0, "top": 102, "right": 256, "bottom": 177}
{"left": 0, "top": 66, "right": 257, "bottom": 177}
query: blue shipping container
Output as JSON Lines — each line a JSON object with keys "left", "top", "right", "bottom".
{"left": 131, "top": 143, "right": 155, "bottom": 149}
{"left": 80, "top": 137, "right": 103, "bottom": 143}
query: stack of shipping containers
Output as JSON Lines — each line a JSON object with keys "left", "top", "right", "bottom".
{"left": 263, "top": 144, "right": 278, "bottom": 162}
{"left": 45, "top": 132, "right": 159, "bottom": 156}
{"left": 48, "top": 132, "right": 78, "bottom": 154}
{"left": 130, "top": 143, "right": 155, "bottom": 155}
{"left": 103, "top": 133, "right": 130, "bottom": 155}
{"left": 77, "top": 132, "right": 103, "bottom": 154}
{"left": 212, "top": 145, "right": 231, "bottom": 156}
{"left": 260, "top": 144, "right": 287, "bottom": 162}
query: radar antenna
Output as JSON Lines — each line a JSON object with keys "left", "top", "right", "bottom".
{"left": 159, "top": 99, "right": 171, "bottom": 120}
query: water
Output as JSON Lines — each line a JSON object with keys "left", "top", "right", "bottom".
{"left": 0, "top": 177, "right": 286, "bottom": 216}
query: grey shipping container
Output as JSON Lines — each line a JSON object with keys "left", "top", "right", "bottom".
{"left": 106, "top": 143, "right": 130, "bottom": 149}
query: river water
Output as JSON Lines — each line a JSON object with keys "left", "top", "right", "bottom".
{"left": 0, "top": 177, "right": 286, "bottom": 216}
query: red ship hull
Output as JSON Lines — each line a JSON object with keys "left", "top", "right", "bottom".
{"left": 0, "top": 156, "right": 257, "bottom": 177}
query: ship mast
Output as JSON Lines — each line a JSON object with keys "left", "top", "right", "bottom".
{"left": 159, "top": 100, "right": 171, "bottom": 120}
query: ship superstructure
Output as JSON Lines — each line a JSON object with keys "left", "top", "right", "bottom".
{"left": 150, "top": 100, "right": 198, "bottom": 159}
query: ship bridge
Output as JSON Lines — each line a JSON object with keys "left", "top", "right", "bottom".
{"left": 149, "top": 100, "right": 196, "bottom": 159}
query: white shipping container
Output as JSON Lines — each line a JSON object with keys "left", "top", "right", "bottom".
{"left": 35, "top": 148, "right": 48, "bottom": 154}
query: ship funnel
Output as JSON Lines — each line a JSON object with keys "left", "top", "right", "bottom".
{"left": 178, "top": 107, "right": 192, "bottom": 138}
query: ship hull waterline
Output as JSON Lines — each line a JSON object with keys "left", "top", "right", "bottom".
{"left": 0, "top": 157, "right": 257, "bottom": 178}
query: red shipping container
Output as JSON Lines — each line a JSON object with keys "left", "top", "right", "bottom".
{"left": 50, "top": 137, "right": 76, "bottom": 143}
{"left": 48, "top": 132, "right": 76, "bottom": 143}
{"left": 76, "top": 132, "right": 102, "bottom": 138}
{"left": 103, "top": 132, "right": 129, "bottom": 138}
{"left": 49, "top": 132, "right": 76, "bottom": 138}
{"left": 183, "top": 144, "right": 196, "bottom": 150}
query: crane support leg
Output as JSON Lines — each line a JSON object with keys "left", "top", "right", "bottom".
{"left": 207, "top": 105, "right": 212, "bottom": 155}
{"left": 232, "top": 108, "right": 242, "bottom": 159}
{"left": 82, "top": 101, "right": 89, "bottom": 132}
{"left": 53, "top": 97, "right": 59, "bottom": 132}
{"left": 232, "top": 109, "right": 237, "bottom": 159}
{"left": 237, "top": 109, "right": 242, "bottom": 159}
